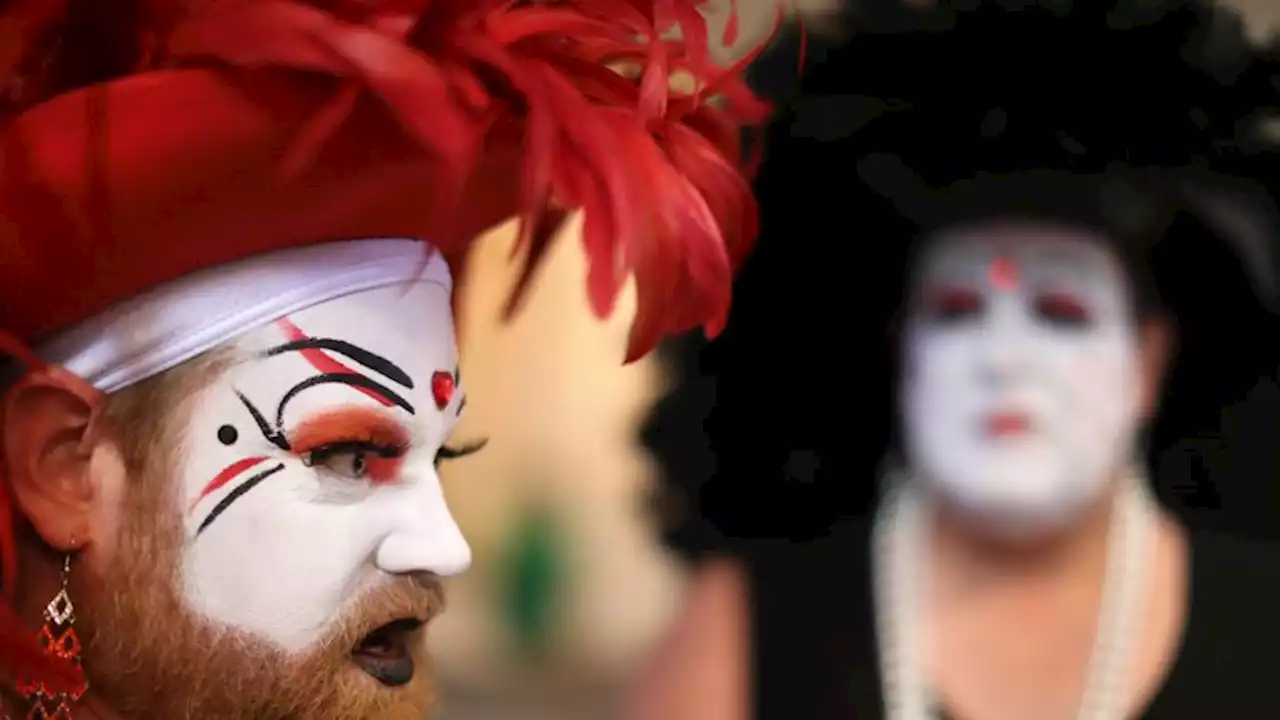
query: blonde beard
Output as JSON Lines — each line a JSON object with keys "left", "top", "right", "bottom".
{"left": 70, "top": 448, "right": 444, "bottom": 719}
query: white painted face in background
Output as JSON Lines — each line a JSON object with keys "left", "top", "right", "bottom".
{"left": 900, "top": 224, "right": 1145, "bottom": 535}
{"left": 179, "top": 280, "right": 472, "bottom": 652}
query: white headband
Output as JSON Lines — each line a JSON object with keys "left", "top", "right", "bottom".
{"left": 38, "top": 239, "right": 451, "bottom": 394}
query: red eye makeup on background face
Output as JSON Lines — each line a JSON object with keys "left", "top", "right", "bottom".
{"left": 1034, "top": 292, "right": 1091, "bottom": 327}
{"left": 926, "top": 286, "right": 984, "bottom": 321}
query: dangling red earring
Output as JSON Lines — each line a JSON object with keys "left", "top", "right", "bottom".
{"left": 16, "top": 552, "right": 87, "bottom": 719}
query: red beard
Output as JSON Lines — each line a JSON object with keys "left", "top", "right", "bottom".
{"left": 71, "top": 454, "right": 445, "bottom": 719}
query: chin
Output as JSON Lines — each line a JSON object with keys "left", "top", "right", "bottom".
{"left": 931, "top": 471, "right": 1083, "bottom": 538}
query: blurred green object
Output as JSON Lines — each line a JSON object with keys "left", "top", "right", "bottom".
{"left": 497, "top": 500, "right": 569, "bottom": 661}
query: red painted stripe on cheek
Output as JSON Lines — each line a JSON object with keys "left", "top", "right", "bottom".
{"left": 191, "top": 456, "right": 268, "bottom": 513}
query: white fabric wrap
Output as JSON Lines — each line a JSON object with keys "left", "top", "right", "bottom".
{"left": 38, "top": 239, "right": 450, "bottom": 394}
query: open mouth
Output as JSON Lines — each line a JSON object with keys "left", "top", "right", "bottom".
{"left": 351, "top": 617, "right": 424, "bottom": 687}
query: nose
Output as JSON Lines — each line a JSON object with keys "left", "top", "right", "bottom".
{"left": 375, "top": 476, "right": 472, "bottom": 577}
{"left": 977, "top": 302, "right": 1031, "bottom": 383}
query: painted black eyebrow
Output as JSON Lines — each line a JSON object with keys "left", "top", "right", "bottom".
{"left": 274, "top": 373, "right": 416, "bottom": 430}
{"left": 196, "top": 463, "right": 286, "bottom": 536}
{"left": 237, "top": 392, "right": 290, "bottom": 451}
{"left": 262, "top": 338, "right": 415, "bottom": 389}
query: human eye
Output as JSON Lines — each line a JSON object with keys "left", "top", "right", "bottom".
{"left": 924, "top": 286, "right": 985, "bottom": 323}
{"left": 302, "top": 440, "right": 408, "bottom": 481}
{"left": 434, "top": 439, "right": 488, "bottom": 469}
{"left": 291, "top": 407, "right": 410, "bottom": 484}
{"left": 1034, "top": 291, "right": 1092, "bottom": 328}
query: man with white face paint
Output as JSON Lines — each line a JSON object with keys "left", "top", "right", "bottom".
{"left": 901, "top": 225, "right": 1150, "bottom": 538}
{"left": 0, "top": 2, "right": 767, "bottom": 718}
{"left": 627, "top": 3, "right": 1280, "bottom": 720}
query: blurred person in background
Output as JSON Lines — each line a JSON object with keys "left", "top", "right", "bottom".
{"left": 0, "top": 0, "right": 766, "bottom": 718}
{"left": 628, "top": 1, "right": 1280, "bottom": 719}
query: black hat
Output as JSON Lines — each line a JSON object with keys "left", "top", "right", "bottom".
{"left": 781, "top": 0, "right": 1279, "bottom": 301}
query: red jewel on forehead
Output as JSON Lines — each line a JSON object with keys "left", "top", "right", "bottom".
{"left": 431, "top": 370, "right": 455, "bottom": 410}
{"left": 988, "top": 256, "right": 1020, "bottom": 291}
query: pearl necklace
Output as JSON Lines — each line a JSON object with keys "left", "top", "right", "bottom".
{"left": 872, "top": 469, "right": 1157, "bottom": 720}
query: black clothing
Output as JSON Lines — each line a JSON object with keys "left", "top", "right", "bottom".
{"left": 746, "top": 523, "right": 1280, "bottom": 719}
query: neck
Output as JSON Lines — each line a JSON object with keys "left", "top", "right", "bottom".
{"left": 927, "top": 484, "right": 1120, "bottom": 594}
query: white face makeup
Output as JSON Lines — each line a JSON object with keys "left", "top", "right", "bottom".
{"left": 900, "top": 224, "right": 1144, "bottom": 535}
{"left": 178, "top": 280, "right": 471, "bottom": 652}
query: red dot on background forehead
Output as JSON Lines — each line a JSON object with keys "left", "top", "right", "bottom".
{"left": 989, "top": 256, "right": 1020, "bottom": 291}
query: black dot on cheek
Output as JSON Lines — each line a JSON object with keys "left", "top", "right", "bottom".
{"left": 217, "top": 425, "right": 239, "bottom": 446}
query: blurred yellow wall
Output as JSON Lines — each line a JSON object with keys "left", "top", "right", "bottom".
{"left": 430, "top": 217, "right": 683, "bottom": 688}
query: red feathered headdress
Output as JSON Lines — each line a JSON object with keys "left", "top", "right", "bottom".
{"left": 0, "top": 0, "right": 772, "bottom": 693}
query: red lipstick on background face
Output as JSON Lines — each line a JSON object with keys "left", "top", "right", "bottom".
{"left": 985, "top": 412, "right": 1030, "bottom": 437}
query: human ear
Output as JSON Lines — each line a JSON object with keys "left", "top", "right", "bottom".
{"left": 2, "top": 366, "right": 106, "bottom": 551}
{"left": 1135, "top": 317, "right": 1174, "bottom": 422}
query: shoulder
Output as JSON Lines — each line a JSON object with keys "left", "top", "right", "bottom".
{"left": 620, "top": 558, "right": 751, "bottom": 720}
{"left": 740, "top": 523, "right": 878, "bottom": 665}
{"left": 1163, "top": 529, "right": 1280, "bottom": 711}
{"left": 1187, "top": 529, "right": 1280, "bottom": 607}
{"left": 1184, "top": 530, "right": 1280, "bottom": 640}
{"left": 741, "top": 524, "right": 884, "bottom": 720}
